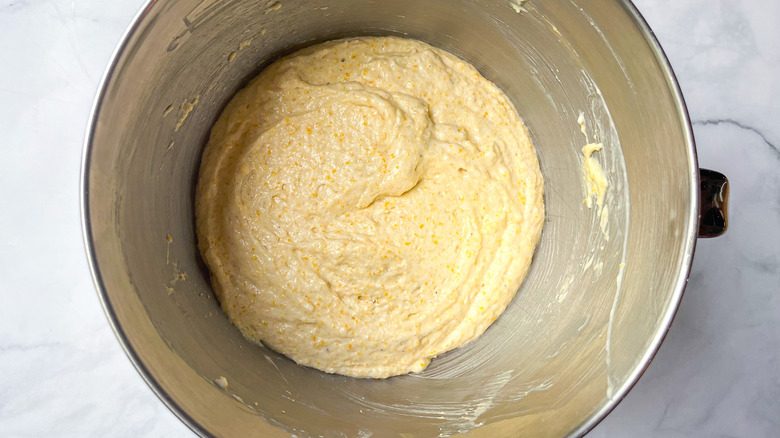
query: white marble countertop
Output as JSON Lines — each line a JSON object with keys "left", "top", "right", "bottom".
{"left": 1, "top": 0, "right": 778, "bottom": 436}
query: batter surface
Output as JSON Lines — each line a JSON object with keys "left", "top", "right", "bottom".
{"left": 196, "top": 37, "right": 544, "bottom": 378}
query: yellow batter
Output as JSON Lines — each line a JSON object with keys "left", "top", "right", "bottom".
{"left": 196, "top": 37, "right": 544, "bottom": 378}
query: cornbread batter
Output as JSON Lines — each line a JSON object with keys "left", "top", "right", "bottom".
{"left": 196, "top": 37, "right": 544, "bottom": 378}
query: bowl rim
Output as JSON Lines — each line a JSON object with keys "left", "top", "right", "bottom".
{"left": 80, "top": 0, "right": 700, "bottom": 436}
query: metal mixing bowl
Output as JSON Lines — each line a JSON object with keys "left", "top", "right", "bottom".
{"left": 81, "top": 0, "right": 728, "bottom": 436}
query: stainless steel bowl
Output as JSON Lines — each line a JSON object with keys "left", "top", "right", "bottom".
{"left": 81, "top": 0, "right": 728, "bottom": 436}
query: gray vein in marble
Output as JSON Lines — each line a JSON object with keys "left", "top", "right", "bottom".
{"left": 693, "top": 118, "right": 780, "bottom": 159}
{"left": 1, "top": 1, "right": 30, "bottom": 13}
{"left": 0, "top": 342, "right": 62, "bottom": 353}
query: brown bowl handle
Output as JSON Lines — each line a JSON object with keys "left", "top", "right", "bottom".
{"left": 698, "top": 169, "right": 729, "bottom": 238}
